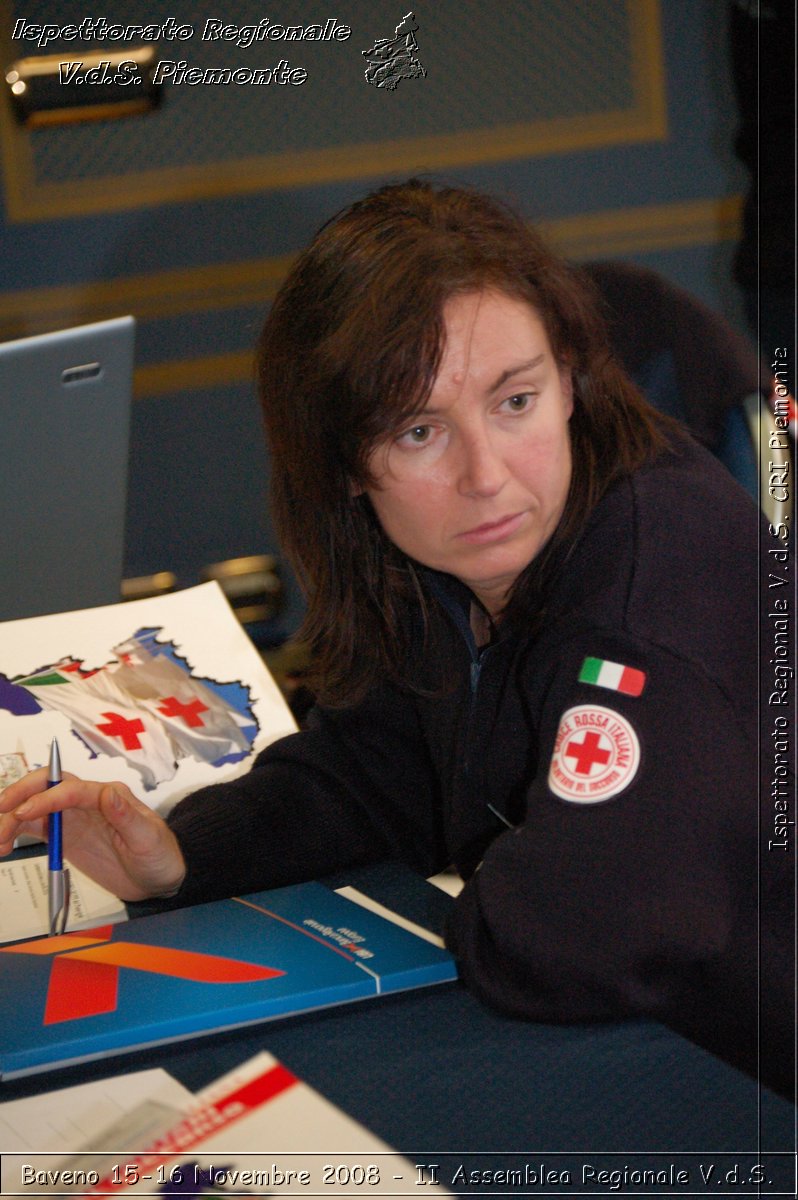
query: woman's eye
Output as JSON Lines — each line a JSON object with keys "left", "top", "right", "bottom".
{"left": 399, "top": 424, "right": 432, "bottom": 445}
{"left": 504, "top": 392, "right": 533, "bottom": 412}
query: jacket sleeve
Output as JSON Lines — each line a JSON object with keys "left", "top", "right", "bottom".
{"left": 166, "top": 679, "right": 446, "bottom": 904}
{"left": 444, "top": 633, "right": 791, "bottom": 1090}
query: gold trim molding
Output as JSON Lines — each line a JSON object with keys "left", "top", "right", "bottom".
{"left": 0, "top": 195, "right": 743, "bottom": 344}
{"left": 1, "top": 0, "right": 667, "bottom": 221}
{"left": 135, "top": 350, "right": 254, "bottom": 398}
{"left": 542, "top": 194, "right": 744, "bottom": 259}
{"left": 0, "top": 253, "right": 294, "bottom": 335}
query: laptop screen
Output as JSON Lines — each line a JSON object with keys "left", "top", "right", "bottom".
{"left": 0, "top": 316, "right": 134, "bottom": 620}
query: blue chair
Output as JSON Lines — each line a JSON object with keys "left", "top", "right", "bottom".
{"left": 582, "top": 261, "right": 775, "bottom": 516}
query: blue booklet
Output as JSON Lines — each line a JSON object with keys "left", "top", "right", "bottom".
{"left": 0, "top": 881, "right": 457, "bottom": 1079}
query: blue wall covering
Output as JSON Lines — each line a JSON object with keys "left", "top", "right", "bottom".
{"left": 0, "top": 1, "right": 751, "bottom": 634}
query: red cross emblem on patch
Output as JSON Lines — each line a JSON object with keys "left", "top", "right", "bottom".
{"left": 548, "top": 704, "right": 640, "bottom": 803}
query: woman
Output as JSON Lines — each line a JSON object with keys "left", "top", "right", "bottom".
{"left": 0, "top": 180, "right": 791, "bottom": 1097}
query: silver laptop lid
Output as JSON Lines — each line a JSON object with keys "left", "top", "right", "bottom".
{"left": 0, "top": 316, "right": 134, "bottom": 620}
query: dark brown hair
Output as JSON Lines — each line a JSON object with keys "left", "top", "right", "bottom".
{"left": 257, "top": 179, "right": 668, "bottom": 704}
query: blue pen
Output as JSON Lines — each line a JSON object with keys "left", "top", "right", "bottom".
{"left": 47, "top": 739, "right": 70, "bottom": 936}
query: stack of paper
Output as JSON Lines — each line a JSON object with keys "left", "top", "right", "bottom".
{"left": 0, "top": 1052, "right": 447, "bottom": 1196}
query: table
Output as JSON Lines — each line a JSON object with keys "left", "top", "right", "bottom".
{"left": 1, "top": 864, "right": 795, "bottom": 1195}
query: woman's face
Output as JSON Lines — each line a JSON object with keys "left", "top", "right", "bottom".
{"left": 365, "top": 289, "right": 574, "bottom": 617}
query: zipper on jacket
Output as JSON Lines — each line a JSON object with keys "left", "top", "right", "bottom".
{"left": 422, "top": 571, "right": 491, "bottom": 782}
{"left": 461, "top": 641, "right": 494, "bottom": 778}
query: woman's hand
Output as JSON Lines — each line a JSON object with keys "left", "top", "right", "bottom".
{"left": 0, "top": 769, "right": 187, "bottom": 902}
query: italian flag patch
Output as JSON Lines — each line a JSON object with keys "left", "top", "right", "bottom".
{"left": 579, "top": 656, "right": 646, "bottom": 697}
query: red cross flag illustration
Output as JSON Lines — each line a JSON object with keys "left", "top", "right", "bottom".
{"left": 548, "top": 704, "right": 640, "bottom": 803}
{"left": 13, "top": 630, "right": 256, "bottom": 790}
{"left": 14, "top": 666, "right": 176, "bottom": 789}
{"left": 112, "top": 634, "right": 251, "bottom": 764}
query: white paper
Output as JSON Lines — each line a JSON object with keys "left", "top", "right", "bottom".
{"left": 0, "top": 1055, "right": 450, "bottom": 1196}
{"left": 0, "top": 854, "right": 127, "bottom": 943}
{"left": 0, "top": 1068, "right": 191, "bottom": 1153}
{"left": 0, "top": 582, "right": 297, "bottom": 816}
{"left": 64, "top": 1053, "right": 447, "bottom": 1196}
{"left": 335, "top": 885, "right": 446, "bottom": 947}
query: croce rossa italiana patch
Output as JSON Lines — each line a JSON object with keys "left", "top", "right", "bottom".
{"left": 548, "top": 704, "right": 640, "bottom": 803}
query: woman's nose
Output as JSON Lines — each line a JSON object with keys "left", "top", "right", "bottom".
{"left": 456, "top": 429, "right": 508, "bottom": 497}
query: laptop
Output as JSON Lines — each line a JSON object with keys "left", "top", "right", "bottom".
{"left": 0, "top": 316, "right": 135, "bottom": 621}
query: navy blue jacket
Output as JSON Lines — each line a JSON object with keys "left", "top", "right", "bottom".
{"left": 168, "top": 436, "right": 794, "bottom": 1098}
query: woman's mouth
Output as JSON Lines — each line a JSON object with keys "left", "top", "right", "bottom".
{"left": 459, "top": 512, "right": 526, "bottom": 544}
